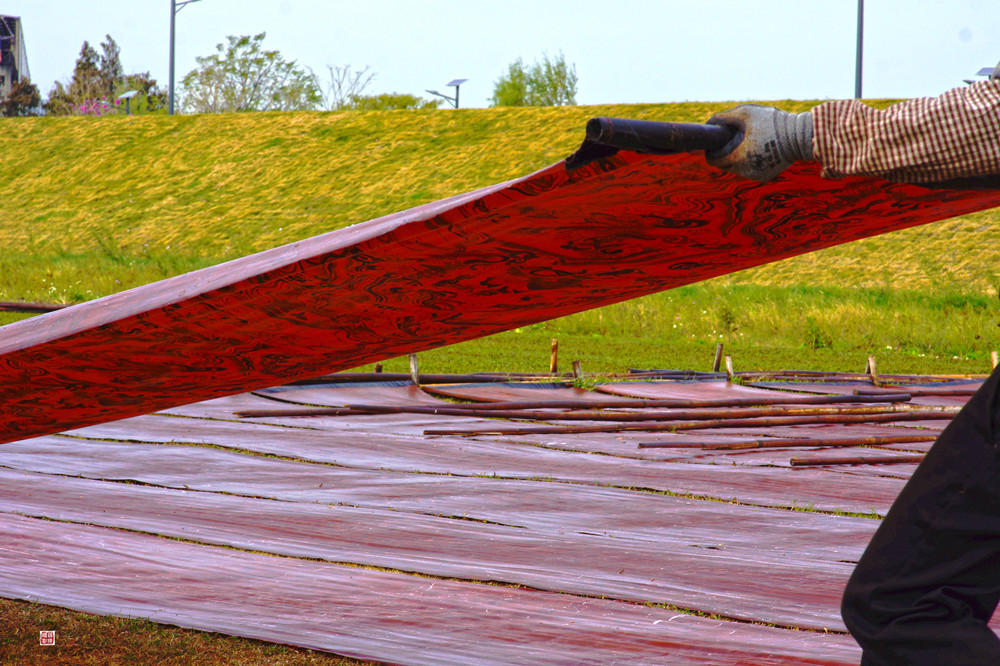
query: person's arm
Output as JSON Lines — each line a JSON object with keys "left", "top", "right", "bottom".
{"left": 813, "top": 79, "right": 1000, "bottom": 182}
{"left": 706, "top": 73, "right": 1000, "bottom": 183}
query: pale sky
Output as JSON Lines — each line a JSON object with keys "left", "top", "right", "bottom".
{"left": 4, "top": 0, "right": 998, "bottom": 109}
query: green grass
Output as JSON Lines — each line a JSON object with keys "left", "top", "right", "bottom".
{"left": 3, "top": 101, "right": 999, "bottom": 373}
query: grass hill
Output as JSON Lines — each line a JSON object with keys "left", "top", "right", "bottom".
{"left": 1, "top": 101, "right": 998, "bottom": 373}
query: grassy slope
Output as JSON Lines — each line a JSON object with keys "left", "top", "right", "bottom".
{"left": 9, "top": 97, "right": 994, "bottom": 291}
{"left": 3, "top": 100, "right": 998, "bottom": 374}
{"left": 0, "top": 100, "right": 823, "bottom": 275}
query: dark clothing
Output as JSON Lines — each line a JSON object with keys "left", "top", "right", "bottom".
{"left": 842, "top": 365, "right": 1000, "bottom": 664}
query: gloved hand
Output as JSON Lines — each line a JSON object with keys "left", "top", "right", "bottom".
{"left": 705, "top": 105, "right": 814, "bottom": 181}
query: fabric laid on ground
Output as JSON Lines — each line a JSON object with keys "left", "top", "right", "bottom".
{"left": 59, "top": 410, "right": 908, "bottom": 514}
{"left": 0, "top": 467, "right": 864, "bottom": 629}
{"left": 0, "top": 375, "right": 980, "bottom": 662}
{"left": 0, "top": 514, "right": 864, "bottom": 666}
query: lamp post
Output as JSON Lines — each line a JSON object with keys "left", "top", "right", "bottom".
{"left": 169, "top": 0, "right": 202, "bottom": 115}
{"left": 425, "top": 78, "right": 468, "bottom": 108}
{"left": 855, "top": 0, "right": 864, "bottom": 99}
{"left": 118, "top": 90, "right": 138, "bottom": 115}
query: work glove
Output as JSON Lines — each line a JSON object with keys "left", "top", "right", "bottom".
{"left": 705, "top": 105, "right": 814, "bottom": 181}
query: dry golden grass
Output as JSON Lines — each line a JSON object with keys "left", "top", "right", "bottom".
{"left": 0, "top": 101, "right": 812, "bottom": 259}
{"left": 0, "top": 598, "right": 375, "bottom": 665}
{"left": 2, "top": 99, "right": 996, "bottom": 301}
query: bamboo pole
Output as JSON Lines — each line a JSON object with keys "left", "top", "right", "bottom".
{"left": 408, "top": 354, "right": 420, "bottom": 386}
{"left": 282, "top": 368, "right": 987, "bottom": 387}
{"left": 741, "top": 370, "right": 984, "bottom": 383}
{"left": 865, "top": 356, "right": 879, "bottom": 386}
{"left": 238, "top": 402, "right": 955, "bottom": 422}
{"left": 854, "top": 385, "right": 980, "bottom": 397}
{"left": 241, "top": 390, "right": 916, "bottom": 418}
{"left": 790, "top": 454, "right": 924, "bottom": 467}
{"left": 0, "top": 301, "right": 68, "bottom": 313}
{"left": 712, "top": 343, "right": 724, "bottom": 373}
{"left": 425, "top": 410, "right": 954, "bottom": 437}
{"left": 639, "top": 434, "right": 938, "bottom": 450}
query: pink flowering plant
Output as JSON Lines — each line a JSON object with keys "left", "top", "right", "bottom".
{"left": 74, "top": 96, "right": 122, "bottom": 116}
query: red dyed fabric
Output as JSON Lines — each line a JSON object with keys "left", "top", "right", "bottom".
{"left": 1, "top": 150, "right": 999, "bottom": 443}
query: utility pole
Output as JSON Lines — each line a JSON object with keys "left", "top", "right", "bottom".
{"left": 169, "top": 0, "right": 202, "bottom": 115}
{"left": 855, "top": 0, "right": 864, "bottom": 99}
{"left": 425, "top": 79, "right": 468, "bottom": 109}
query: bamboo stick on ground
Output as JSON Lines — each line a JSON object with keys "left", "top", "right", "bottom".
{"left": 423, "top": 410, "right": 955, "bottom": 437}
{"left": 246, "top": 391, "right": 916, "bottom": 417}
{"left": 639, "top": 434, "right": 938, "bottom": 450}
{"left": 854, "top": 386, "right": 979, "bottom": 397}
{"left": 238, "top": 401, "right": 956, "bottom": 422}
{"left": 0, "top": 301, "right": 68, "bottom": 313}
{"left": 790, "top": 454, "right": 925, "bottom": 467}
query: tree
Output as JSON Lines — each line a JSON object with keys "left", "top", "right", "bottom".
{"left": 98, "top": 35, "right": 124, "bottom": 97}
{"left": 43, "top": 35, "right": 164, "bottom": 116}
{"left": 320, "top": 64, "right": 376, "bottom": 110}
{"left": 180, "top": 33, "right": 322, "bottom": 113}
{"left": 491, "top": 59, "right": 532, "bottom": 107}
{"left": 338, "top": 93, "right": 441, "bottom": 111}
{"left": 45, "top": 40, "right": 102, "bottom": 114}
{"left": 490, "top": 52, "right": 578, "bottom": 107}
{"left": 0, "top": 78, "right": 41, "bottom": 116}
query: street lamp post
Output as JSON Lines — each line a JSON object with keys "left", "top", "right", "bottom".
{"left": 169, "top": 0, "right": 202, "bottom": 115}
{"left": 425, "top": 78, "right": 468, "bottom": 109}
{"left": 855, "top": 0, "right": 864, "bottom": 99}
{"left": 118, "top": 90, "right": 138, "bottom": 115}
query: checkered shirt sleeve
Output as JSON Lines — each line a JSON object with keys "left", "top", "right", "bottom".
{"left": 812, "top": 79, "right": 1000, "bottom": 182}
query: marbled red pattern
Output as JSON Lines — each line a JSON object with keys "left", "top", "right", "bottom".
{"left": 2, "top": 151, "right": 999, "bottom": 443}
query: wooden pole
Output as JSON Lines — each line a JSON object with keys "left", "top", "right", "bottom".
{"left": 653, "top": 434, "right": 939, "bottom": 451}
{"left": 712, "top": 343, "right": 724, "bottom": 373}
{"left": 550, "top": 339, "right": 559, "bottom": 373}
{"left": 790, "top": 454, "right": 925, "bottom": 467}
{"left": 866, "top": 356, "right": 879, "bottom": 386}
{"left": 855, "top": 385, "right": 979, "bottom": 397}
{"left": 426, "top": 409, "right": 954, "bottom": 437}
{"left": 409, "top": 354, "right": 420, "bottom": 386}
{"left": 0, "top": 301, "right": 68, "bottom": 313}
{"left": 239, "top": 390, "right": 916, "bottom": 418}
{"left": 239, "top": 402, "right": 954, "bottom": 422}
